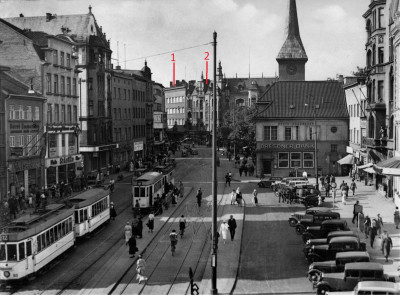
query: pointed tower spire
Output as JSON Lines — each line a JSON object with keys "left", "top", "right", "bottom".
{"left": 276, "top": 0, "right": 308, "bottom": 81}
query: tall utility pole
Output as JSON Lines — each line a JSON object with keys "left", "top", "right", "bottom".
{"left": 211, "top": 31, "right": 218, "bottom": 295}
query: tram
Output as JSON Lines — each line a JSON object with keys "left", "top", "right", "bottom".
{"left": 0, "top": 204, "right": 75, "bottom": 285}
{"left": 132, "top": 171, "right": 164, "bottom": 211}
{"left": 68, "top": 188, "right": 110, "bottom": 237}
{"left": 153, "top": 164, "right": 175, "bottom": 187}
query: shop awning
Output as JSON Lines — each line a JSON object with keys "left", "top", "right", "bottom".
{"left": 364, "top": 167, "right": 376, "bottom": 174}
{"left": 368, "top": 150, "right": 384, "bottom": 163}
{"left": 357, "top": 163, "right": 373, "bottom": 169}
{"left": 380, "top": 167, "right": 400, "bottom": 176}
{"left": 337, "top": 154, "right": 354, "bottom": 165}
{"left": 375, "top": 157, "right": 400, "bottom": 169}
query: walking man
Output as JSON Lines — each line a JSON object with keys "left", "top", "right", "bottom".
{"left": 196, "top": 188, "right": 202, "bottom": 208}
{"left": 382, "top": 232, "right": 393, "bottom": 262}
{"left": 352, "top": 201, "right": 361, "bottom": 224}
{"left": 225, "top": 172, "right": 231, "bottom": 187}
{"left": 228, "top": 215, "right": 237, "bottom": 241}
{"left": 364, "top": 215, "right": 371, "bottom": 239}
{"left": 370, "top": 218, "right": 377, "bottom": 248}
{"left": 350, "top": 180, "right": 357, "bottom": 196}
{"left": 376, "top": 213, "right": 384, "bottom": 237}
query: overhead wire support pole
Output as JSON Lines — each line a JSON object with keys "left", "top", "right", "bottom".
{"left": 211, "top": 31, "right": 218, "bottom": 295}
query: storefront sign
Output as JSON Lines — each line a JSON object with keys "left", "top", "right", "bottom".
{"left": 98, "top": 144, "right": 118, "bottom": 151}
{"left": 46, "top": 154, "right": 82, "bottom": 167}
{"left": 10, "top": 147, "right": 23, "bottom": 157}
{"left": 277, "top": 122, "right": 315, "bottom": 126}
{"left": 9, "top": 122, "right": 39, "bottom": 133}
{"left": 49, "top": 147, "right": 57, "bottom": 158}
{"left": 134, "top": 141, "right": 144, "bottom": 151}
{"left": 258, "top": 142, "right": 315, "bottom": 151}
{"left": 9, "top": 157, "right": 41, "bottom": 172}
{"left": 47, "top": 125, "right": 77, "bottom": 133}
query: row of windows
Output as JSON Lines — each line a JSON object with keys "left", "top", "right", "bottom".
{"left": 113, "top": 87, "right": 146, "bottom": 102}
{"left": 92, "top": 198, "right": 109, "bottom": 217}
{"left": 36, "top": 217, "right": 74, "bottom": 253}
{"left": 9, "top": 135, "right": 40, "bottom": 155}
{"left": 264, "top": 126, "right": 316, "bottom": 141}
{"left": 46, "top": 74, "right": 77, "bottom": 96}
{"left": 52, "top": 50, "right": 72, "bottom": 68}
{"left": 9, "top": 105, "right": 40, "bottom": 121}
{"left": 47, "top": 104, "right": 78, "bottom": 124}
{"left": 48, "top": 133, "right": 76, "bottom": 150}
{"left": 166, "top": 96, "right": 185, "bottom": 104}
{"left": 168, "top": 119, "right": 185, "bottom": 125}
{"left": 278, "top": 152, "right": 315, "bottom": 169}
{"left": 0, "top": 240, "right": 32, "bottom": 262}
{"left": 114, "top": 125, "right": 146, "bottom": 142}
{"left": 113, "top": 107, "right": 145, "bottom": 120}
{"left": 167, "top": 108, "right": 184, "bottom": 114}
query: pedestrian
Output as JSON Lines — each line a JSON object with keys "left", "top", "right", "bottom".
{"left": 376, "top": 213, "right": 383, "bottom": 237}
{"left": 381, "top": 232, "right": 393, "bottom": 262}
{"left": 364, "top": 215, "right": 371, "bottom": 239}
{"left": 196, "top": 188, "right": 202, "bottom": 208}
{"left": 124, "top": 221, "right": 132, "bottom": 245}
{"left": 227, "top": 215, "right": 237, "bottom": 241}
{"left": 394, "top": 207, "right": 400, "bottom": 229}
{"left": 134, "top": 200, "right": 141, "bottom": 218}
{"left": 225, "top": 172, "right": 231, "bottom": 187}
{"left": 318, "top": 194, "right": 323, "bottom": 207}
{"left": 370, "top": 218, "right": 377, "bottom": 248}
{"left": 324, "top": 182, "right": 330, "bottom": 198}
{"left": 128, "top": 236, "right": 137, "bottom": 258}
{"left": 179, "top": 181, "right": 184, "bottom": 198}
{"left": 230, "top": 189, "right": 236, "bottom": 205}
{"left": 352, "top": 201, "right": 360, "bottom": 224}
{"left": 325, "top": 175, "right": 330, "bottom": 184}
{"left": 219, "top": 220, "right": 229, "bottom": 244}
{"left": 330, "top": 174, "right": 335, "bottom": 183}
{"left": 302, "top": 171, "right": 308, "bottom": 179}
{"left": 110, "top": 202, "right": 117, "bottom": 221}
{"left": 132, "top": 217, "right": 139, "bottom": 238}
{"left": 252, "top": 189, "right": 258, "bottom": 206}
{"left": 350, "top": 180, "right": 357, "bottom": 196}
{"left": 136, "top": 254, "right": 147, "bottom": 284}
{"left": 147, "top": 212, "right": 155, "bottom": 232}
{"left": 137, "top": 217, "right": 143, "bottom": 239}
{"left": 236, "top": 187, "right": 242, "bottom": 207}
{"left": 358, "top": 211, "right": 365, "bottom": 233}
{"left": 28, "top": 193, "right": 33, "bottom": 208}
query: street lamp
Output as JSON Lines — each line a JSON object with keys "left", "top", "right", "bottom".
{"left": 305, "top": 103, "right": 319, "bottom": 188}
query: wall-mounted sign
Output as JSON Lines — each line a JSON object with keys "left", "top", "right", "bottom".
{"left": 46, "top": 154, "right": 83, "bottom": 167}
{"left": 10, "top": 147, "right": 23, "bottom": 157}
{"left": 258, "top": 141, "right": 315, "bottom": 151}
{"left": 134, "top": 141, "right": 143, "bottom": 151}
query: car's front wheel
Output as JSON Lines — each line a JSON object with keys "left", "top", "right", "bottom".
{"left": 308, "top": 270, "right": 322, "bottom": 283}
{"left": 295, "top": 224, "right": 305, "bottom": 235}
{"left": 316, "top": 284, "right": 331, "bottom": 295}
{"left": 289, "top": 218, "right": 297, "bottom": 227}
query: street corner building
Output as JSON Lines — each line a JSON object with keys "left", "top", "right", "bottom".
{"left": 253, "top": 0, "right": 349, "bottom": 179}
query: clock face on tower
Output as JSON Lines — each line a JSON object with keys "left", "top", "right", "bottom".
{"left": 286, "top": 64, "right": 297, "bottom": 75}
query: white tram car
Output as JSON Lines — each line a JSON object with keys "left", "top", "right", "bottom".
{"left": 0, "top": 204, "right": 75, "bottom": 285}
{"left": 68, "top": 188, "right": 110, "bottom": 237}
{"left": 132, "top": 172, "right": 164, "bottom": 210}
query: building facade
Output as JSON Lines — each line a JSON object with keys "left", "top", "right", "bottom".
{"left": 165, "top": 82, "right": 189, "bottom": 129}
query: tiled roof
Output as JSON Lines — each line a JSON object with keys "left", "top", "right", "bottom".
{"left": 23, "top": 31, "right": 49, "bottom": 46}
{"left": 255, "top": 81, "right": 348, "bottom": 119}
{"left": 3, "top": 14, "right": 101, "bottom": 43}
{"left": 225, "top": 77, "right": 277, "bottom": 94}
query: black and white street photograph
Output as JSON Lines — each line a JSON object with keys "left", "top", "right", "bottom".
{"left": 0, "top": 0, "right": 399, "bottom": 294}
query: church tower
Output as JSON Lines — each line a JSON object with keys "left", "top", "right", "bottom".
{"left": 276, "top": 0, "right": 308, "bottom": 81}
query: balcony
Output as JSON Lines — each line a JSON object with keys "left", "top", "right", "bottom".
{"left": 362, "top": 136, "right": 393, "bottom": 149}
{"left": 365, "top": 101, "right": 386, "bottom": 111}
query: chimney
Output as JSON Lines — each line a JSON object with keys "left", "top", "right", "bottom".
{"left": 46, "top": 13, "right": 52, "bottom": 22}
{"left": 19, "top": 13, "right": 24, "bottom": 17}
{"left": 116, "top": 65, "right": 121, "bottom": 70}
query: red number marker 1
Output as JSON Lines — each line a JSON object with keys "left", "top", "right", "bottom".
{"left": 171, "top": 53, "right": 176, "bottom": 87}
{"left": 204, "top": 52, "right": 209, "bottom": 84}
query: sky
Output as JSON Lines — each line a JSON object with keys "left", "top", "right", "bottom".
{"left": 0, "top": 0, "right": 368, "bottom": 87}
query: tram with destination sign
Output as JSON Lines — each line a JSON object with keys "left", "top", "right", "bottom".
{"left": 132, "top": 171, "right": 164, "bottom": 211}
{"left": 68, "top": 188, "right": 111, "bottom": 237}
{"left": 0, "top": 204, "right": 75, "bottom": 285}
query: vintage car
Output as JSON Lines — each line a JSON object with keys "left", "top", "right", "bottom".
{"left": 326, "top": 281, "right": 400, "bottom": 295}
{"left": 190, "top": 148, "right": 198, "bottom": 155}
{"left": 258, "top": 177, "right": 283, "bottom": 188}
{"left": 301, "top": 219, "right": 349, "bottom": 243}
{"left": 303, "top": 231, "right": 358, "bottom": 257}
{"left": 306, "top": 236, "right": 367, "bottom": 264}
{"left": 315, "top": 262, "right": 395, "bottom": 295}
{"left": 307, "top": 251, "right": 370, "bottom": 283}
{"left": 289, "top": 207, "right": 332, "bottom": 227}
{"left": 181, "top": 149, "right": 188, "bottom": 157}
{"left": 295, "top": 212, "right": 341, "bottom": 235}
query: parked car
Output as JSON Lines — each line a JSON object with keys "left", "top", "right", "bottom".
{"left": 307, "top": 251, "right": 370, "bottom": 283}
{"left": 258, "top": 176, "right": 283, "bottom": 188}
{"left": 315, "top": 262, "right": 395, "bottom": 295}
{"left": 190, "top": 148, "right": 198, "bottom": 155}
{"left": 181, "top": 149, "right": 188, "bottom": 157}
{"left": 301, "top": 219, "right": 349, "bottom": 243}
{"left": 303, "top": 231, "right": 358, "bottom": 257}
{"left": 288, "top": 207, "right": 332, "bottom": 227}
{"left": 306, "top": 236, "right": 367, "bottom": 264}
{"left": 295, "top": 212, "right": 341, "bottom": 235}
{"left": 326, "top": 281, "right": 400, "bottom": 295}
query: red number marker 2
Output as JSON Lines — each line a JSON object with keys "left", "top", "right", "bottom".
{"left": 171, "top": 53, "right": 176, "bottom": 87}
{"left": 204, "top": 52, "right": 209, "bottom": 84}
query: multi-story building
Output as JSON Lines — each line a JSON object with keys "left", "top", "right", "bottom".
{"left": 254, "top": 0, "right": 349, "bottom": 178}
{"left": 0, "top": 18, "right": 82, "bottom": 189}
{"left": 153, "top": 82, "right": 167, "bottom": 153}
{"left": 5, "top": 7, "right": 115, "bottom": 175}
{"left": 165, "top": 81, "right": 190, "bottom": 129}
{"left": 361, "top": 0, "right": 395, "bottom": 195}
{"left": 0, "top": 70, "right": 45, "bottom": 200}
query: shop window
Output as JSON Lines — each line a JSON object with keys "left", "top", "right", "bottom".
{"left": 290, "top": 152, "right": 301, "bottom": 168}
{"left": 263, "top": 126, "right": 277, "bottom": 140}
{"left": 278, "top": 152, "right": 289, "bottom": 168}
{"left": 303, "top": 152, "right": 314, "bottom": 168}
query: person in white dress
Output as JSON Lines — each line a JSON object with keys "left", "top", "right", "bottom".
{"left": 230, "top": 189, "right": 236, "bottom": 205}
{"left": 124, "top": 221, "right": 132, "bottom": 245}
{"left": 219, "top": 221, "right": 229, "bottom": 244}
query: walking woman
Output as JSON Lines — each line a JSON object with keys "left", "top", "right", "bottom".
{"left": 394, "top": 207, "right": 400, "bottom": 229}
{"left": 136, "top": 255, "right": 147, "bottom": 284}
{"left": 124, "top": 221, "right": 132, "bottom": 245}
{"left": 219, "top": 220, "right": 229, "bottom": 244}
{"left": 128, "top": 235, "right": 137, "bottom": 258}
{"left": 252, "top": 189, "right": 258, "bottom": 206}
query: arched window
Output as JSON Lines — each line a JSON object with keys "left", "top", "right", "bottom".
{"left": 389, "top": 116, "right": 394, "bottom": 139}
{"left": 368, "top": 116, "right": 375, "bottom": 138}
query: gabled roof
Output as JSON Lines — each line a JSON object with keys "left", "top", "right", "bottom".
{"left": 277, "top": 0, "right": 308, "bottom": 61}
{"left": 255, "top": 81, "right": 348, "bottom": 119}
{"left": 4, "top": 14, "right": 92, "bottom": 40}
{"left": 225, "top": 77, "right": 277, "bottom": 94}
